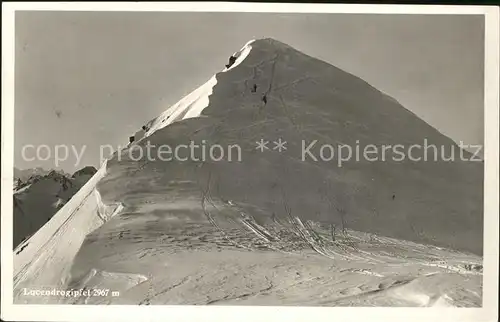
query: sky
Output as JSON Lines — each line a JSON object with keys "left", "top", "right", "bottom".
{"left": 14, "top": 11, "right": 485, "bottom": 172}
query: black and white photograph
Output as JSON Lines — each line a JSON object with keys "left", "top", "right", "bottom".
{"left": 1, "top": 3, "right": 498, "bottom": 322}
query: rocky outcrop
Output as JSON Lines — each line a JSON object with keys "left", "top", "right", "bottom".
{"left": 71, "top": 166, "right": 98, "bottom": 179}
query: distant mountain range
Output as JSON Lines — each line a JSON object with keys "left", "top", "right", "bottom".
{"left": 13, "top": 166, "right": 98, "bottom": 248}
{"left": 14, "top": 167, "right": 67, "bottom": 183}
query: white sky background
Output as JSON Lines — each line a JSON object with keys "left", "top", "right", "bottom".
{"left": 14, "top": 12, "right": 484, "bottom": 172}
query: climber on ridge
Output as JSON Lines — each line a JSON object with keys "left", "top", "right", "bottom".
{"left": 225, "top": 55, "right": 237, "bottom": 69}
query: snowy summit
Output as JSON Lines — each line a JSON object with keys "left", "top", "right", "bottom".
{"left": 14, "top": 38, "right": 483, "bottom": 307}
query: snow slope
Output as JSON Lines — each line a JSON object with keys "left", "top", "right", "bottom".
{"left": 65, "top": 221, "right": 482, "bottom": 306}
{"left": 14, "top": 161, "right": 111, "bottom": 303}
{"left": 13, "top": 38, "right": 483, "bottom": 307}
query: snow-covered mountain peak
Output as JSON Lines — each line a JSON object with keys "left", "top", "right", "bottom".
{"left": 13, "top": 38, "right": 484, "bottom": 307}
